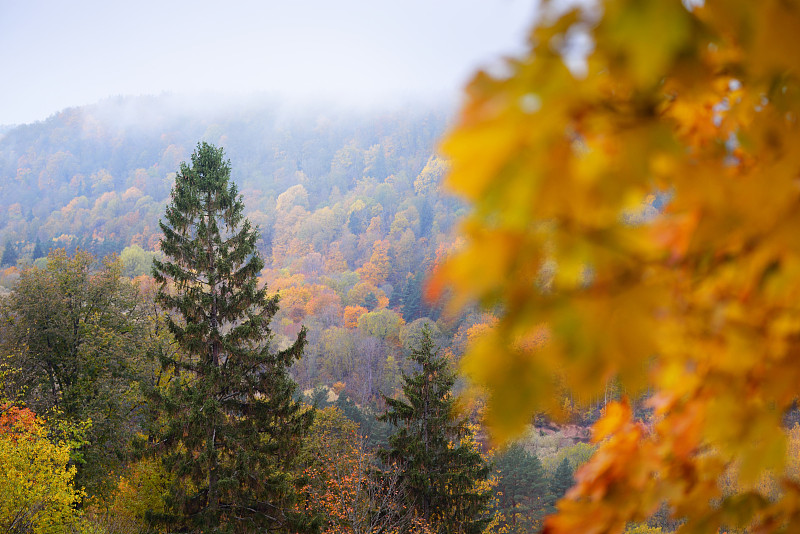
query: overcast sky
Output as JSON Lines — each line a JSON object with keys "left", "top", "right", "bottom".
{"left": 0, "top": 0, "right": 538, "bottom": 125}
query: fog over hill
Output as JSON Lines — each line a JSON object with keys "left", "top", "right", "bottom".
{"left": 0, "top": 94, "right": 480, "bottom": 406}
{"left": 0, "top": 0, "right": 537, "bottom": 125}
{"left": 0, "top": 94, "right": 455, "bottom": 270}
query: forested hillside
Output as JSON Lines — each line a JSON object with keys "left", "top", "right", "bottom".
{"left": 0, "top": 96, "right": 447, "bottom": 260}
{"left": 0, "top": 103, "right": 584, "bottom": 532}
{"left": 0, "top": 97, "right": 495, "bottom": 402}
{"left": 8, "top": 0, "right": 800, "bottom": 532}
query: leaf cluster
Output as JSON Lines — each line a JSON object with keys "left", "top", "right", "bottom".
{"left": 437, "top": 0, "right": 800, "bottom": 531}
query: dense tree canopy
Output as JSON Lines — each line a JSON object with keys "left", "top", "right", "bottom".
{"left": 0, "top": 406, "right": 84, "bottom": 534}
{"left": 0, "top": 101, "right": 461, "bottom": 406}
{"left": 0, "top": 248, "right": 149, "bottom": 497}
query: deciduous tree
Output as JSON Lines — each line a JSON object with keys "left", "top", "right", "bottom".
{"left": 0, "top": 248, "right": 148, "bottom": 497}
{"left": 300, "top": 407, "right": 410, "bottom": 534}
{"left": 358, "top": 240, "right": 391, "bottom": 286}
{"left": 0, "top": 405, "right": 84, "bottom": 534}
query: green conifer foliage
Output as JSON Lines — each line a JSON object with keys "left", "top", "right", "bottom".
{"left": 380, "top": 327, "right": 491, "bottom": 534}
{"left": 494, "top": 443, "right": 549, "bottom": 532}
{"left": 1, "top": 239, "right": 17, "bottom": 266}
{"left": 398, "top": 272, "right": 423, "bottom": 322}
{"left": 550, "top": 457, "right": 575, "bottom": 504}
{"left": 151, "top": 142, "right": 316, "bottom": 533}
{"left": 32, "top": 237, "right": 47, "bottom": 261}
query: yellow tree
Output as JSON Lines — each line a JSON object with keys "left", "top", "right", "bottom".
{"left": 0, "top": 405, "right": 84, "bottom": 534}
{"left": 344, "top": 306, "right": 369, "bottom": 329}
{"left": 325, "top": 242, "right": 349, "bottom": 274}
{"left": 358, "top": 240, "right": 392, "bottom": 286}
{"left": 435, "top": 0, "right": 800, "bottom": 531}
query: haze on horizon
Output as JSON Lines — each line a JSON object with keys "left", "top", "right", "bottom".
{"left": 0, "top": 0, "right": 538, "bottom": 126}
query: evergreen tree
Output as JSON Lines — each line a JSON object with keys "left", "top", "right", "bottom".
{"left": 398, "top": 272, "right": 422, "bottom": 322}
{"left": 398, "top": 271, "right": 440, "bottom": 322}
{"left": 363, "top": 290, "right": 379, "bottom": 310}
{"left": 32, "top": 237, "right": 47, "bottom": 260}
{"left": 550, "top": 458, "right": 575, "bottom": 504}
{"left": 494, "top": 444, "right": 549, "bottom": 532}
{"left": 414, "top": 196, "right": 434, "bottom": 238}
{"left": 333, "top": 392, "right": 392, "bottom": 449}
{"left": 150, "top": 142, "right": 317, "bottom": 533}
{"left": 380, "top": 327, "right": 491, "bottom": 534}
{"left": 1, "top": 239, "right": 17, "bottom": 266}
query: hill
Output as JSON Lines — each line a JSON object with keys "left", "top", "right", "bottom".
{"left": 0, "top": 95, "right": 496, "bottom": 402}
{"left": 0, "top": 95, "right": 450, "bottom": 259}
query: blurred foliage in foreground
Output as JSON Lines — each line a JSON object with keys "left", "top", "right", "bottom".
{"left": 436, "top": 0, "right": 800, "bottom": 531}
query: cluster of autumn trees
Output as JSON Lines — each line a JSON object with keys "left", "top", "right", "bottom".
{"left": 0, "top": 99, "right": 448, "bottom": 267}
{"left": 0, "top": 100, "right": 471, "bottom": 411}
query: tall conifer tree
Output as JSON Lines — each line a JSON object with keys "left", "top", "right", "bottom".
{"left": 380, "top": 327, "right": 491, "bottom": 534}
{"left": 494, "top": 444, "right": 549, "bottom": 532}
{"left": 549, "top": 458, "right": 574, "bottom": 505}
{"left": 151, "top": 142, "right": 316, "bottom": 533}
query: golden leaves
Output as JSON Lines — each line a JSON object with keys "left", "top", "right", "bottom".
{"left": 0, "top": 406, "right": 84, "bottom": 533}
{"left": 439, "top": 0, "right": 800, "bottom": 531}
{"left": 600, "top": 0, "right": 695, "bottom": 86}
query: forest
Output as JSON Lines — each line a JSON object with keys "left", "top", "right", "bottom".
{"left": 0, "top": 98, "right": 583, "bottom": 533}
{"left": 6, "top": 0, "right": 800, "bottom": 533}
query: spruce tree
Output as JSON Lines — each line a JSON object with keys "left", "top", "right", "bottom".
{"left": 494, "top": 444, "right": 548, "bottom": 532}
{"left": 151, "top": 142, "right": 316, "bottom": 533}
{"left": 379, "top": 327, "right": 491, "bottom": 534}
{"left": 32, "top": 237, "right": 47, "bottom": 261}
{"left": 398, "top": 272, "right": 422, "bottom": 322}
{"left": 550, "top": 457, "right": 575, "bottom": 503}
{"left": 1, "top": 239, "right": 17, "bottom": 266}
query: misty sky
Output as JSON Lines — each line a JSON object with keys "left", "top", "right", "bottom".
{"left": 0, "top": 0, "right": 538, "bottom": 125}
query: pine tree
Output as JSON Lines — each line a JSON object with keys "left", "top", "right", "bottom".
{"left": 379, "top": 327, "right": 491, "bottom": 534}
{"left": 150, "top": 142, "right": 317, "bottom": 533}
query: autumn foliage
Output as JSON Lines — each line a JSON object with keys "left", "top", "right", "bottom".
{"left": 437, "top": 0, "right": 800, "bottom": 531}
{"left": 300, "top": 407, "right": 417, "bottom": 534}
{"left": 0, "top": 405, "right": 83, "bottom": 534}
